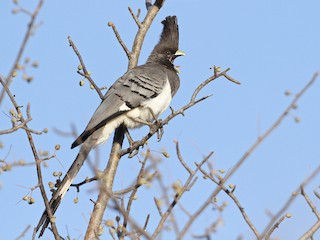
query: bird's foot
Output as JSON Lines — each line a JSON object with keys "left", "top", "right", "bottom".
{"left": 128, "top": 148, "right": 139, "bottom": 158}
{"left": 124, "top": 127, "right": 135, "bottom": 147}
{"left": 124, "top": 127, "right": 140, "bottom": 158}
{"left": 150, "top": 119, "right": 164, "bottom": 142}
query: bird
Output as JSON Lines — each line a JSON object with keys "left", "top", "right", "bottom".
{"left": 35, "top": 15, "right": 184, "bottom": 237}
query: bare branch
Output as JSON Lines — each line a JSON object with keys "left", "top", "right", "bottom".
{"left": 123, "top": 150, "right": 150, "bottom": 231}
{"left": 197, "top": 166, "right": 260, "bottom": 238}
{"left": 85, "top": 3, "right": 166, "bottom": 238}
{"left": 1, "top": 72, "right": 60, "bottom": 239}
{"left": 109, "top": 195, "right": 153, "bottom": 239}
{"left": 154, "top": 197, "right": 163, "bottom": 217}
{"left": 300, "top": 220, "right": 320, "bottom": 240}
{"left": 0, "top": 118, "right": 31, "bottom": 135}
{"left": 15, "top": 225, "right": 31, "bottom": 240}
{"left": 70, "top": 176, "right": 98, "bottom": 192}
{"left": 129, "top": 1, "right": 164, "bottom": 69}
{"left": 301, "top": 186, "right": 320, "bottom": 220}
{"left": 178, "top": 72, "right": 319, "bottom": 239}
{"left": 108, "top": 22, "right": 131, "bottom": 59}
{"left": 314, "top": 190, "right": 320, "bottom": 200}
{"left": 0, "top": 0, "right": 44, "bottom": 105}
{"left": 68, "top": 36, "right": 104, "bottom": 100}
{"left": 265, "top": 214, "right": 290, "bottom": 240}
{"left": 261, "top": 164, "right": 320, "bottom": 237}
{"left": 128, "top": 7, "right": 142, "bottom": 28}
{"left": 121, "top": 68, "right": 237, "bottom": 157}
{"left": 175, "top": 140, "right": 193, "bottom": 174}
{"left": 152, "top": 152, "right": 213, "bottom": 239}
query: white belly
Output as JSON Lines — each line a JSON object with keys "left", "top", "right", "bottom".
{"left": 94, "top": 80, "right": 172, "bottom": 146}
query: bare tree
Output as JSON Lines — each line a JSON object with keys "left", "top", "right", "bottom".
{"left": 1, "top": 1, "right": 319, "bottom": 239}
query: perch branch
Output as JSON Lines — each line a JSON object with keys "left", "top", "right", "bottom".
{"left": 85, "top": 3, "right": 165, "bottom": 238}
{"left": 121, "top": 68, "right": 240, "bottom": 157}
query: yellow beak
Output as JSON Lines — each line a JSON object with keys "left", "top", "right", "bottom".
{"left": 174, "top": 50, "right": 186, "bottom": 57}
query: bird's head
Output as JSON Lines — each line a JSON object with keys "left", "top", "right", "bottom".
{"left": 147, "top": 16, "right": 185, "bottom": 69}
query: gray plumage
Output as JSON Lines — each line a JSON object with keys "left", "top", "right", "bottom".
{"left": 36, "top": 15, "right": 183, "bottom": 237}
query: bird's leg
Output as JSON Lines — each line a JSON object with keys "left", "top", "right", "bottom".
{"left": 124, "top": 126, "right": 140, "bottom": 158}
{"left": 146, "top": 107, "right": 164, "bottom": 141}
{"left": 124, "top": 126, "right": 135, "bottom": 147}
{"left": 128, "top": 107, "right": 165, "bottom": 143}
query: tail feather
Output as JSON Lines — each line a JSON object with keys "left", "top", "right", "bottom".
{"left": 71, "top": 128, "right": 95, "bottom": 149}
{"left": 35, "top": 140, "right": 93, "bottom": 237}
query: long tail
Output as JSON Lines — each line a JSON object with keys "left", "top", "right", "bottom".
{"left": 35, "top": 139, "right": 93, "bottom": 237}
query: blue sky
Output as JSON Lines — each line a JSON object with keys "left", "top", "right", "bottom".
{"left": 1, "top": 1, "right": 320, "bottom": 239}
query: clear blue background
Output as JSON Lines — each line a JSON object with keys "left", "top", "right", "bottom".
{"left": 1, "top": 1, "right": 319, "bottom": 239}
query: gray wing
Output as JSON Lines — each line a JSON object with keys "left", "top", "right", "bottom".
{"left": 71, "top": 65, "right": 168, "bottom": 148}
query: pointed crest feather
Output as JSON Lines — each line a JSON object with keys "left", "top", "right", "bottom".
{"left": 151, "top": 16, "right": 179, "bottom": 55}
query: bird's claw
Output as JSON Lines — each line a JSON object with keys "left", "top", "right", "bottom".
{"left": 129, "top": 148, "right": 139, "bottom": 158}
{"left": 150, "top": 119, "right": 164, "bottom": 141}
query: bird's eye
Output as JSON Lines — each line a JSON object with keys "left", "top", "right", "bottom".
{"left": 165, "top": 50, "right": 171, "bottom": 55}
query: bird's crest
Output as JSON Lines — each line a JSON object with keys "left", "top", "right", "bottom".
{"left": 150, "top": 16, "right": 179, "bottom": 56}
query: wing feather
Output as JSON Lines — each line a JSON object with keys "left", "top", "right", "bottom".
{"left": 71, "top": 64, "right": 169, "bottom": 148}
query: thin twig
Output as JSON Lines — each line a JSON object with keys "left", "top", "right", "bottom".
{"left": 0, "top": 118, "right": 32, "bottom": 134}
{"left": 154, "top": 197, "right": 163, "bottom": 217}
{"left": 129, "top": 0, "right": 164, "bottom": 69}
{"left": 300, "top": 220, "right": 320, "bottom": 240}
{"left": 155, "top": 167, "right": 180, "bottom": 235}
{"left": 151, "top": 152, "right": 213, "bottom": 239}
{"left": 108, "top": 22, "right": 131, "bottom": 59}
{"left": 178, "top": 72, "right": 319, "bottom": 240}
{"left": 0, "top": 0, "right": 44, "bottom": 105}
{"left": 67, "top": 36, "right": 104, "bottom": 100}
{"left": 70, "top": 176, "right": 98, "bottom": 192}
{"left": 128, "top": 7, "right": 142, "bottom": 28}
{"left": 85, "top": 3, "right": 166, "bottom": 238}
{"left": 123, "top": 150, "right": 150, "bottom": 231}
{"left": 15, "top": 225, "right": 31, "bottom": 240}
{"left": 1, "top": 75, "right": 60, "bottom": 240}
{"left": 301, "top": 186, "right": 320, "bottom": 220}
{"left": 121, "top": 68, "right": 239, "bottom": 157}
{"left": 314, "top": 190, "right": 320, "bottom": 200}
{"left": 261, "top": 164, "right": 320, "bottom": 237}
{"left": 175, "top": 140, "right": 193, "bottom": 174}
{"left": 109, "top": 195, "right": 152, "bottom": 239}
{"left": 197, "top": 166, "right": 260, "bottom": 238}
{"left": 265, "top": 214, "right": 289, "bottom": 240}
